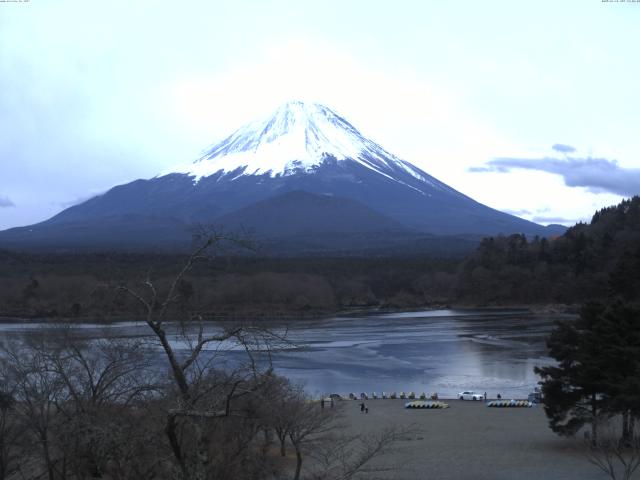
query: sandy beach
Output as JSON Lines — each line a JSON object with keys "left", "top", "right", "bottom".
{"left": 337, "top": 399, "right": 605, "bottom": 480}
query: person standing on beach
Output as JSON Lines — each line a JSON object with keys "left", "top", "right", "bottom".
{"left": 360, "top": 402, "right": 365, "bottom": 413}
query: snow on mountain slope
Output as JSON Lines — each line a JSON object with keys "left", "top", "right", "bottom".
{"left": 164, "top": 100, "right": 454, "bottom": 194}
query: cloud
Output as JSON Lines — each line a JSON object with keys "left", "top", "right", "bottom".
{"left": 0, "top": 195, "right": 15, "bottom": 207}
{"left": 501, "top": 208, "right": 532, "bottom": 215}
{"left": 532, "top": 215, "right": 580, "bottom": 224}
{"left": 57, "top": 190, "right": 107, "bottom": 208}
{"left": 469, "top": 150, "right": 640, "bottom": 197}
{"left": 552, "top": 143, "right": 576, "bottom": 154}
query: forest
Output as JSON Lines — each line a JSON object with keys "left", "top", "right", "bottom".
{"left": 0, "top": 196, "right": 639, "bottom": 321}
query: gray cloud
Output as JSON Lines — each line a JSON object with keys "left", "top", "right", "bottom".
{"left": 552, "top": 144, "right": 576, "bottom": 153}
{"left": 470, "top": 153, "right": 640, "bottom": 197}
{"left": 532, "top": 215, "right": 581, "bottom": 224}
{"left": 0, "top": 195, "right": 15, "bottom": 207}
{"left": 58, "top": 190, "right": 107, "bottom": 208}
{"left": 501, "top": 208, "right": 532, "bottom": 215}
{"left": 468, "top": 166, "right": 503, "bottom": 173}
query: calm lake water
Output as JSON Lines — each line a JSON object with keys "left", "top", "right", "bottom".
{"left": 0, "top": 309, "right": 568, "bottom": 399}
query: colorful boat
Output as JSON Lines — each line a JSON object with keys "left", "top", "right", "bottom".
{"left": 487, "top": 400, "right": 533, "bottom": 408}
{"left": 405, "top": 401, "right": 449, "bottom": 409}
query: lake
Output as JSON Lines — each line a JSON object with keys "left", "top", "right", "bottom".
{"left": 0, "top": 308, "right": 568, "bottom": 399}
{"left": 275, "top": 308, "right": 565, "bottom": 399}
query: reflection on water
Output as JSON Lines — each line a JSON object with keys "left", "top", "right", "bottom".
{"left": 0, "top": 309, "right": 571, "bottom": 398}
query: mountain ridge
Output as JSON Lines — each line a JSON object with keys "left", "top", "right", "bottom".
{"left": 0, "top": 100, "right": 565, "bottom": 253}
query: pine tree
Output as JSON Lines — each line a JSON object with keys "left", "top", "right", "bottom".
{"left": 597, "top": 302, "right": 640, "bottom": 444}
{"left": 536, "top": 302, "right": 640, "bottom": 444}
{"left": 536, "top": 303, "right": 609, "bottom": 442}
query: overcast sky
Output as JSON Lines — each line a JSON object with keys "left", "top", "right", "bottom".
{"left": 1, "top": 0, "right": 639, "bottom": 230}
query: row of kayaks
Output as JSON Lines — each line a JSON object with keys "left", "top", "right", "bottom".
{"left": 348, "top": 392, "right": 437, "bottom": 400}
{"left": 405, "top": 401, "right": 449, "bottom": 409}
{"left": 404, "top": 400, "right": 534, "bottom": 409}
{"left": 341, "top": 392, "right": 535, "bottom": 408}
{"left": 487, "top": 400, "right": 533, "bottom": 408}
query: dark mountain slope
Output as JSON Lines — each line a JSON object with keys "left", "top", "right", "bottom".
{"left": 0, "top": 101, "right": 564, "bottom": 252}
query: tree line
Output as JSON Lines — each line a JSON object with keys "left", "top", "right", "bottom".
{"left": 0, "top": 252, "right": 458, "bottom": 319}
{"left": 3, "top": 196, "right": 640, "bottom": 319}
{"left": 457, "top": 196, "right": 640, "bottom": 305}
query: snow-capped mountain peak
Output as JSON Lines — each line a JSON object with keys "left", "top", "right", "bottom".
{"left": 1, "top": 105, "right": 560, "bottom": 252}
{"left": 164, "top": 100, "right": 431, "bottom": 183}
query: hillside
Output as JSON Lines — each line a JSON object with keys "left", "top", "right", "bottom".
{"left": 456, "top": 196, "right": 640, "bottom": 305}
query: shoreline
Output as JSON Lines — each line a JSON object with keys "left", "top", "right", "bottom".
{"left": 0, "top": 303, "right": 577, "bottom": 324}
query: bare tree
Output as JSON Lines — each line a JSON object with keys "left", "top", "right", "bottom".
{"left": 585, "top": 415, "right": 640, "bottom": 480}
{"left": 282, "top": 389, "right": 417, "bottom": 480}
{"left": 0, "top": 387, "right": 24, "bottom": 480}
{"left": 1, "top": 337, "right": 69, "bottom": 480}
{"left": 49, "top": 333, "right": 161, "bottom": 479}
{"left": 262, "top": 376, "right": 301, "bottom": 458}
{"left": 280, "top": 389, "right": 344, "bottom": 480}
{"left": 0, "top": 229, "right": 409, "bottom": 480}
{"left": 116, "top": 230, "right": 288, "bottom": 480}
{"left": 1, "top": 328, "right": 164, "bottom": 480}
{"left": 310, "top": 426, "right": 417, "bottom": 480}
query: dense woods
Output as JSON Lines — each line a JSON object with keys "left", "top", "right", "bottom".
{"left": 0, "top": 253, "right": 458, "bottom": 320}
{"left": 457, "top": 196, "right": 640, "bottom": 305}
{"left": 1, "top": 196, "right": 639, "bottom": 320}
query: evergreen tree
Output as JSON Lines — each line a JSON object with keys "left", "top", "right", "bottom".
{"left": 597, "top": 302, "right": 640, "bottom": 444}
{"left": 536, "top": 302, "right": 640, "bottom": 444}
{"left": 535, "top": 303, "right": 609, "bottom": 442}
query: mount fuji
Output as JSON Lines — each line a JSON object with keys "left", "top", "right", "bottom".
{"left": 0, "top": 101, "right": 564, "bottom": 253}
